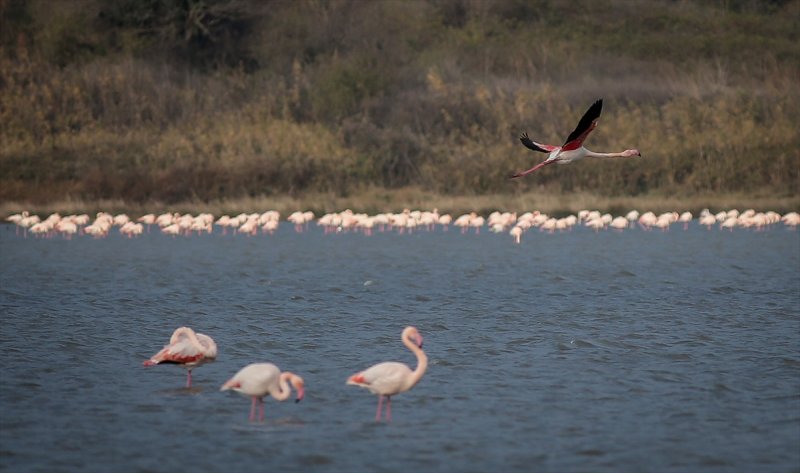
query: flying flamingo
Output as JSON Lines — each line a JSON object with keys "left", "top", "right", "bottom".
{"left": 143, "top": 327, "right": 217, "bottom": 388}
{"left": 347, "top": 326, "right": 427, "bottom": 422}
{"left": 511, "top": 99, "right": 641, "bottom": 178}
{"left": 221, "top": 363, "right": 305, "bottom": 422}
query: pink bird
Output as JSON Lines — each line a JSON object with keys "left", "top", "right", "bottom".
{"left": 511, "top": 99, "right": 642, "bottom": 178}
{"left": 220, "top": 363, "right": 305, "bottom": 422}
{"left": 143, "top": 327, "right": 217, "bottom": 388}
{"left": 347, "top": 326, "right": 428, "bottom": 422}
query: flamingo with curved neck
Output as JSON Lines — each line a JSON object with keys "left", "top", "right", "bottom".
{"left": 347, "top": 326, "right": 428, "bottom": 422}
{"left": 221, "top": 363, "right": 305, "bottom": 422}
{"left": 143, "top": 327, "right": 217, "bottom": 388}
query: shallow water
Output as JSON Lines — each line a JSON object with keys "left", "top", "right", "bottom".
{"left": 1, "top": 223, "right": 798, "bottom": 473}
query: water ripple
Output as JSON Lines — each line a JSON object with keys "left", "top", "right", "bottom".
{"left": 1, "top": 226, "right": 798, "bottom": 473}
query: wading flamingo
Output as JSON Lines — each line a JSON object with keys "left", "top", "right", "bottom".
{"left": 221, "top": 363, "right": 305, "bottom": 422}
{"left": 512, "top": 99, "right": 641, "bottom": 178}
{"left": 143, "top": 327, "right": 217, "bottom": 387}
{"left": 347, "top": 326, "right": 427, "bottom": 422}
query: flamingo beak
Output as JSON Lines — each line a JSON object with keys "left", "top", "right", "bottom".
{"left": 416, "top": 334, "right": 424, "bottom": 348}
{"left": 295, "top": 384, "right": 305, "bottom": 403}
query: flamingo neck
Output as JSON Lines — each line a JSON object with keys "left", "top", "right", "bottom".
{"left": 171, "top": 327, "right": 215, "bottom": 357}
{"left": 584, "top": 149, "right": 625, "bottom": 159}
{"left": 274, "top": 372, "right": 303, "bottom": 401}
{"left": 403, "top": 335, "right": 428, "bottom": 390}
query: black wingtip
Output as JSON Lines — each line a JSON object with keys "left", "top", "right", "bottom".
{"left": 563, "top": 99, "right": 604, "bottom": 145}
{"left": 590, "top": 98, "right": 603, "bottom": 116}
{"left": 519, "top": 132, "right": 548, "bottom": 153}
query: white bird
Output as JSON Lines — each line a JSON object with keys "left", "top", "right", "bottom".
{"left": 720, "top": 216, "right": 738, "bottom": 231}
{"left": 347, "top": 326, "right": 427, "bottom": 422}
{"left": 782, "top": 212, "right": 799, "bottom": 228}
{"left": 143, "top": 327, "right": 217, "bottom": 388}
{"left": 678, "top": 211, "right": 693, "bottom": 230}
{"left": 512, "top": 99, "right": 641, "bottom": 178}
{"left": 699, "top": 214, "right": 717, "bottom": 229}
{"left": 221, "top": 363, "right": 305, "bottom": 422}
{"left": 56, "top": 220, "right": 78, "bottom": 238}
{"left": 6, "top": 211, "right": 28, "bottom": 225}
{"left": 609, "top": 216, "right": 629, "bottom": 230}
{"left": 138, "top": 214, "right": 156, "bottom": 226}
{"left": 510, "top": 225, "right": 523, "bottom": 244}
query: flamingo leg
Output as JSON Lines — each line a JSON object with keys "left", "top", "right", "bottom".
{"left": 386, "top": 396, "right": 392, "bottom": 422}
{"left": 511, "top": 159, "right": 554, "bottom": 178}
{"left": 249, "top": 397, "right": 257, "bottom": 422}
{"left": 258, "top": 399, "right": 265, "bottom": 422}
{"left": 186, "top": 370, "right": 193, "bottom": 388}
{"left": 375, "top": 395, "right": 384, "bottom": 422}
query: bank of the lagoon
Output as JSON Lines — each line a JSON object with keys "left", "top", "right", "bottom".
{"left": 2, "top": 189, "right": 799, "bottom": 221}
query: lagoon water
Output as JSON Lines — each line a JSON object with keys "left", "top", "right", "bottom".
{"left": 1, "top": 222, "right": 798, "bottom": 472}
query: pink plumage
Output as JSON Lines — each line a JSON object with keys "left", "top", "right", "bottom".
{"left": 143, "top": 327, "right": 217, "bottom": 388}
{"left": 221, "top": 363, "right": 305, "bottom": 422}
{"left": 347, "top": 326, "right": 428, "bottom": 422}
{"left": 512, "top": 99, "right": 641, "bottom": 178}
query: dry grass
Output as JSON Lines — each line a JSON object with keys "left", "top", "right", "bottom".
{"left": 3, "top": 188, "right": 797, "bottom": 219}
{"left": 1, "top": 1, "right": 798, "bottom": 207}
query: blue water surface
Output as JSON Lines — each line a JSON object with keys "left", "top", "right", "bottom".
{"left": 1, "top": 223, "right": 798, "bottom": 472}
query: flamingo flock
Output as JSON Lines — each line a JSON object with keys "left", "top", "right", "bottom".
{"left": 4, "top": 208, "right": 798, "bottom": 244}
{"left": 143, "top": 326, "right": 426, "bottom": 423}
{"left": 492, "top": 208, "right": 796, "bottom": 244}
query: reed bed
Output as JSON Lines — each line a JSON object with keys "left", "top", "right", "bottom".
{"left": 1, "top": 1, "right": 798, "bottom": 208}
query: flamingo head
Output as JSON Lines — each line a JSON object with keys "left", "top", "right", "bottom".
{"left": 623, "top": 149, "right": 641, "bottom": 157}
{"left": 290, "top": 375, "right": 305, "bottom": 403}
{"left": 404, "top": 326, "right": 424, "bottom": 348}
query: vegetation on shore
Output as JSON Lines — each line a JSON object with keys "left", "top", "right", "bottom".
{"left": 1, "top": 0, "right": 798, "bottom": 214}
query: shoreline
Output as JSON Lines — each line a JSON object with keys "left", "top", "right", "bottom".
{"left": 2, "top": 189, "right": 798, "bottom": 218}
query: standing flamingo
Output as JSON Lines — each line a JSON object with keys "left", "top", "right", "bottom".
{"left": 512, "top": 99, "right": 641, "bottom": 178}
{"left": 143, "top": 327, "right": 217, "bottom": 388}
{"left": 347, "top": 326, "right": 427, "bottom": 422}
{"left": 221, "top": 363, "right": 305, "bottom": 422}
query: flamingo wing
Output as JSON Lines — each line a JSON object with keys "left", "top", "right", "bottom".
{"left": 348, "top": 362, "right": 412, "bottom": 395}
{"left": 144, "top": 339, "right": 205, "bottom": 366}
{"left": 222, "top": 363, "right": 279, "bottom": 395}
{"left": 562, "top": 99, "right": 602, "bottom": 151}
{"left": 519, "top": 132, "right": 558, "bottom": 153}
